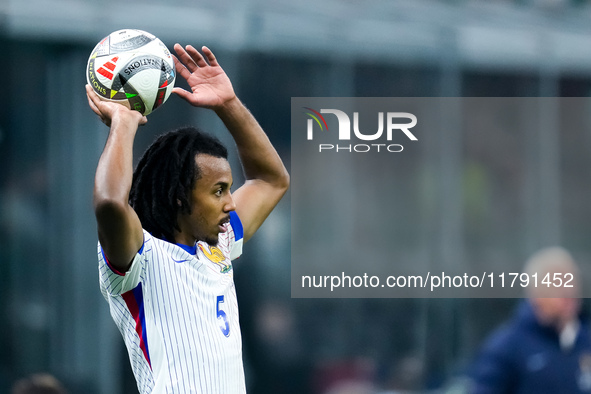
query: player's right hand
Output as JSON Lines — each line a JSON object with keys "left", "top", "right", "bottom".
{"left": 86, "top": 84, "right": 147, "bottom": 128}
{"left": 172, "top": 44, "right": 236, "bottom": 110}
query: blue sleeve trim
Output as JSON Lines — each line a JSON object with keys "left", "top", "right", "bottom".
{"left": 229, "top": 211, "right": 243, "bottom": 241}
{"left": 101, "top": 246, "right": 126, "bottom": 276}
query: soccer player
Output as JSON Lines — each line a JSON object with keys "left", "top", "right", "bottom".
{"left": 86, "top": 43, "right": 289, "bottom": 393}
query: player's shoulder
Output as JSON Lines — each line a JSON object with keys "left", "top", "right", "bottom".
{"left": 141, "top": 229, "right": 183, "bottom": 258}
{"left": 217, "top": 211, "right": 243, "bottom": 260}
{"left": 229, "top": 211, "right": 243, "bottom": 242}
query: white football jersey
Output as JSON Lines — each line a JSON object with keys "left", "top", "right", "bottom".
{"left": 98, "top": 211, "right": 245, "bottom": 394}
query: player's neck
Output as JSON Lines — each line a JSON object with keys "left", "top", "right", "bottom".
{"left": 173, "top": 231, "right": 196, "bottom": 248}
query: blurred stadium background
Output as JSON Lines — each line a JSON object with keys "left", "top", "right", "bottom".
{"left": 3, "top": 0, "right": 591, "bottom": 392}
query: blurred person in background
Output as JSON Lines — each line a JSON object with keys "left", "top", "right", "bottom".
{"left": 469, "top": 247, "right": 591, "bottom": 393}
{"left": 11, "top": 373, "right": 67, "bottom": 394}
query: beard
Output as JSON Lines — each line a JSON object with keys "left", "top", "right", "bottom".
{"left": 204, "top": 234, "right": 219, "bottom": 247}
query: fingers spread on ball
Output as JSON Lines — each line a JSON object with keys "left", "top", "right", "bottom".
{"left": 86, "top": 85, "right": 103, "bottom": 116}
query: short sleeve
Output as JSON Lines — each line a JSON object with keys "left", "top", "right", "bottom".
{"left": 98, "top": 231, "right": 150, "bottom": 297}
{"left": 228, "top": 211, "right": 243, "bottom": 260}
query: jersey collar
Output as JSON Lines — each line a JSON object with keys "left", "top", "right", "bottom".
{"left": 176, "top": 243, "right": 197, "bottom": 255}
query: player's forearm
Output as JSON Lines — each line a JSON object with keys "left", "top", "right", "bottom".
{"left": 93, "top": 118, "right": 139, "bottom": 209}
{"left": 215, "top": 98, "right": 290, "bottom": 188}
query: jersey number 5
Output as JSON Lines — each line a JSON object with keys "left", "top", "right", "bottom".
{"left": 216, "top": 295, "right": 230, "bottom": 337}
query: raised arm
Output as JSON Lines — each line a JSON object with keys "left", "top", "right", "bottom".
{"left": 87, "top": 85, "right": 146, "bottom": 272}
{"left": 173, "top": 44, "right": 290, "bottom": 242}
{"left": 215, "top": 97, "right": 290, "bottom": 242}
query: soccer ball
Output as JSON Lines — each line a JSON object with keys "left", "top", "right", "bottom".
{"left": 86, "top": 29, "right": 175, "bottom": 116}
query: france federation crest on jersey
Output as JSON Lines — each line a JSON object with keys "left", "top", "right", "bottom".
{"left": 199, "top": 244, "right": 232, "bottom": 273}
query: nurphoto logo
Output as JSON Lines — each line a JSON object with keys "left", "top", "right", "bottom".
{"left": 303, "top": 107, "right": 418, "bottom": 153}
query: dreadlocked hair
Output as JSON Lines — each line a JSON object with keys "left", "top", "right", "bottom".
{"left": 129, "top": 126, "right": 228, "bottom": 242}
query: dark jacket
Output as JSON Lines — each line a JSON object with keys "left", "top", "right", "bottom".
{"left": 469, "top": 300, "right": 591, "bottom": 394}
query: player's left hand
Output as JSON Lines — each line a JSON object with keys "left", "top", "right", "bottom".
{"left": 86, "top": 84, "right": 147, "bottom": 127}
{"left": 172, "top": 44, "right": 237, "bottom": 110}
